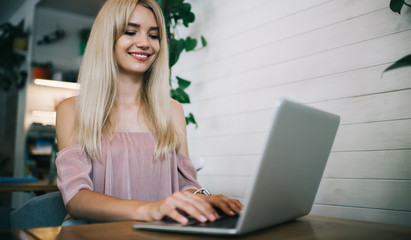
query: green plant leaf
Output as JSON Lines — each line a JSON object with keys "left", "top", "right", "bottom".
{"left": 176, "top": 76, "right": 191, "bottom": 89}
{"left": 169, "top": 38, "right": 185, "bottom": 67}
{"left": 201, "top": 35, "right": 207, "bottom": 47}
{"left": 168, "top": 0, "right": 184, "bottom": 8}
{"left": 185, "top": 113, "right": 198, "bottom": 128}
{"left": 184, "top": 37, "right": 197, "bottom": 52}
{"left": 390, "top": 0, "right": 404, "bottom": 14}
{"left": 182, "top": 12, "right": 195, "bottom": 27}
{"left": 179, "top": 2, "right": 191, "bottom": 12}
{"left": 383, "top": 54, "right": 411, "bottom": 72}
{"left": 170, "top": 87, "right": 190, "bottom": 103}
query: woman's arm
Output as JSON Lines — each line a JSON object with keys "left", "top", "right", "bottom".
{"left": 56, "top": 97, "right": 77, "bottom": 150}
{"left": 170, "top": 98, "right": 189, "bottom": 157}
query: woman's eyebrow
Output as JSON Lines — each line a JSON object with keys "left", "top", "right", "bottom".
{"left": 127, "top": 22, "right": 159, "bottom": 31}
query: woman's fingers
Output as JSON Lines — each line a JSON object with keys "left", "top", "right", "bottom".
{"left": 181, "top": 192, "right": 219, "bottom": 221}
{"left": 160, "top": 192, "right": 217, "bottom": 224}
{"left": 162, "top": 201, "right": 189, "bottom": 224}
{"left": 208, "top": 194, "right": 243, "bottom": 216}
{"left": 154, "top": 192, "right": 243, "bottom": 224}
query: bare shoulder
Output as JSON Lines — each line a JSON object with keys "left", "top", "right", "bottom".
{"left": 170, "top": 98, "right": 187, "bottom": 132}
{"left": 56, "top": 96, "right": 76, "bottom": 123}
{"left": 170, "top": 98, "right": 185, "bottom": 126}
{"left": 170, "top": 98, "right": 184, "bottom": 115}
{"left": 170, "top": 99, "right": 189, "bottom": 156}
{"left": 57, "top": 96, "right": 76, "bottom": 112}
{"left": 56, "top": 96, "right": 77, "bottom": 150}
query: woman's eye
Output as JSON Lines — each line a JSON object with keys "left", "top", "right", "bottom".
{"left": 149, "top": 34, "right": 159, "bottom": 40}
{"left": 124, "top": 31, "right": 135, "bottom": 36}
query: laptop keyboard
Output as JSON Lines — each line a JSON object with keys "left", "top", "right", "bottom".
{"left": 162, "top": 209, "right": 239, "bottom": 229}
{"left": 186, "top": 215, "right": 238, "bottom": 229}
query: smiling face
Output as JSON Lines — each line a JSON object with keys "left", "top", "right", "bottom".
{"left": 114, "top": 4, "right": 160, "bottom": 78}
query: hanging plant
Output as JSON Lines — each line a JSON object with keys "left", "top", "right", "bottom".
{"left": 384, "top": 0, "right": 411, "bottom": 73}
{"left": 157, "top": 0, "right": 207, "bottom": 128}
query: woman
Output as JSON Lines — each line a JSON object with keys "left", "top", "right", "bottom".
{"left": 55, "top": 0, "right": 242, "bottom": 225}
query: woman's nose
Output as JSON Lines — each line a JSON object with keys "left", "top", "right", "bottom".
{"left": 135, "top": 35, "right": 149, "bottom": 49}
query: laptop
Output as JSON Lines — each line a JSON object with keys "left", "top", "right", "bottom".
{"left": 133, "top": 99, "right": 340, "bottom": 235}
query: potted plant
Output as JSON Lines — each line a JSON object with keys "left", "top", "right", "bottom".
{"left": 0, "top": 21, "right": 28, "bottom": 91}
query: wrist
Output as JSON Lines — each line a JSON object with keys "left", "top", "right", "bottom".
{"left": 193, "top": 188, "right": 211, "bottom": 196}
{"left": 133, "top": 200, "right": 156, "bottom": 221}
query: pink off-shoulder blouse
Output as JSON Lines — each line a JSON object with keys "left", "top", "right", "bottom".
{"left": 56, "top": 132, "right": 202, "bottom": 207}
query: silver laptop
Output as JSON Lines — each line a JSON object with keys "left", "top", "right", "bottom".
{"left": 133, "top": 99, "right": 340, "bottom": 235}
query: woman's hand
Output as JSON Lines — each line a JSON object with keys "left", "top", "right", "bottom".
{"left": 144, "top": 191, "right": 219, "bottom": 224}
{"left": 198, "top": 194, "right": 243, "bottom": 217}
{"left": 143, "top": 191, "right": 242, "bottom": 225}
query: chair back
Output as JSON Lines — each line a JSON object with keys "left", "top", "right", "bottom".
{"left": 10, "top": 191, "right": 67, "bottom": 229}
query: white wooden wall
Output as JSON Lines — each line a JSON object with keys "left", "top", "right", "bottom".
{"left": 173, "top": 0, "right": 411, "bottom": 226}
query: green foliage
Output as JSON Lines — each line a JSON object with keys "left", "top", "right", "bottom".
{"left": 385, "top": 0, "right": 411, "bottom": 73}
{"left": 158, "top": 0, "right": 207, "bottom": 128}
{"left": 383, "top": 54, "right": 411, "bottom": 73}
{"left": 0, "top": 21, "right": 27, "bottom": 91}
{"left": 390, "top": 0, "right": 411, "bottom": 14}
{"left": 185, "top": 113, "right": 197, "bottom": 128}
{"left": 170, "top": 76, "right": 191, "bottom": 103}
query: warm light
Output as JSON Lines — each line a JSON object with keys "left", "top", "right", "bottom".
{"left": 34, "top": 79, "right": 80, "bottom": 90}
{"left": 31, "top": 110, "right": 56, "bottom": 118}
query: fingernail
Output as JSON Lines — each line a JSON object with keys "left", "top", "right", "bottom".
{"left": 199, "top": 215, "right": 207, "bottom": 222}
{"left": 180, "top": 217, "right": 188, "bottom": 225}
{"left": 209, "top": 214, "right": 216, "bottom": 221}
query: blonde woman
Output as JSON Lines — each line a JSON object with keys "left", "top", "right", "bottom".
{"left": 56, "top": 0, "right": 242, "bottom": 226}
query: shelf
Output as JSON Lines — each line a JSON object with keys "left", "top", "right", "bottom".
{"left": 34, "top": 79, "right": 80, "bottom": 90}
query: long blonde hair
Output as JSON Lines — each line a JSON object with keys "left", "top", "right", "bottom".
{"left": 76, "top": 0, "right": 181, "bottom": 160}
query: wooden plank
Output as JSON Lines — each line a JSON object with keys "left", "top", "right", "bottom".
{"left": 180, "top": 29, "right": 411, "bottom": 89}
{"left": 186, "top": 0, "right": 331, "bottom": 46}
{"left": 333, "top": 119, "right": 411, "bottom": 151}
{"left": 187, "top": 90, "right": 411, "bottom": 138}
{"left": 179, "top": 6, "right": 406, "bottom": 73}
{"left": 187, "top": 109, "right": 273, "bottom": 139}
{"left": 184, "top": 64, "right": 411, "bottom": 112}
{"left": 314, "top": 179, "right": 411, "bottom": 211}
{"left": 189, "top": 119, "right": 411, "bottom": 156}
{"left": 311, "top": 204, "right": 411, "bottom": 227}
{"left": 0, "top": 180, "right": 58, "bottom": 193}
{"left": 189, "top": 0, "right": 271, "bottom": 27}
{"left": 197, "top": 175, "right": 252, "bottom": 198}
{"left": 180, "top": 0, "right": 389, "bottom": 70}
{"left": 185, "top": 69, "right": 411, "bottom": 121}
{"left": 191, "top": 132, "right": 266, "bottom": 157}
{"left": 309, "top": 89, "right": 411, "bottom": 125}
{"left": 324, "top": 150, "right": 411, "bottom": 179}
{"left": 194, "top": 150, "right": 411, "bottom": 180}
{"left": 196, "top": 155, "right": 259, "bottom": 176}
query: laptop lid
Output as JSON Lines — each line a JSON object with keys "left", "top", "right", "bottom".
{"left": 133, "top": 99, "right": 340, "bottom": 235}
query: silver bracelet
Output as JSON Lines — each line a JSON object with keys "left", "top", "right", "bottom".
{"left": 193, "top": 188, "right": 211, "bottom": 196}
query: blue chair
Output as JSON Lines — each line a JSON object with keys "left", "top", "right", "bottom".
{"left": 10, "top": 191, "right": 67, "bottom": 229}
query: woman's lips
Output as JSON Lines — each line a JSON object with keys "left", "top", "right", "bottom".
{"left": 129, "top": 52, "right": 149, "bottom": 61}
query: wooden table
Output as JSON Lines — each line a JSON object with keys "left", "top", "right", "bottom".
{"left": 0, "top": 180, "right": 58, "bottom": 194}
{"left": 8, "top": 215, "right": 411, "bottom": 240}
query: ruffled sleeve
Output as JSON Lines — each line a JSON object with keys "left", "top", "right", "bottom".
{"left": 176, "top": 152, "right": 202, "bottom": 191}
{"left": 55, "top": 145, "right": 93, "bottom": 206}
